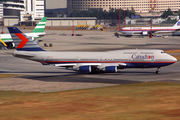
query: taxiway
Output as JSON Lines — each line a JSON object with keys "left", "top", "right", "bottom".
{"left": 0, "top": 28, "right": 180, "bottom": 92}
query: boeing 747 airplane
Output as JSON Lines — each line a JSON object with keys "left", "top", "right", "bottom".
{"left": 119, "top": 20, "right": 180, "bottom": 36}
{"left": 0, "top": 17, "right": 47, "bottom": 48}
{"left": 8, "top": 27, "right": 177, "bottom": 74}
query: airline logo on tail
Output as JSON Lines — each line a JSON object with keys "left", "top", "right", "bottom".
{"left": 8, "top": 27, "right": 44, "bottom": 51}
{"left": 32, "top": 17, "right": 47, "bottom": 33}
{"left": 0, "top": 17, "right": 47, "bottom": 44}
{"left": 173, "top": 20, "right": 180, "bottom": 28}
{"left": 177, "top": 21, "right": 180, "bottom": 26}
{"left": 0, "top": 38, "right": 7, "bottom": 47}
{"left": 15, "top": 33, "right": 29, "bottom": 48}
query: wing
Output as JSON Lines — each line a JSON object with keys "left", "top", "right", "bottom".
{"left": 123, "top": 32, "right": 134, "bottom": 37}
{"left": 54, "top": 63, "right": 127, "bottom": 67}
{"left": 154, "top": 30, "right": 176, "bottom": 34}
{"left": 53, "top": 62, "right": 128, "bottom": 73}
{"left": 54, "top": 63, "right": 101, "bottom": 67}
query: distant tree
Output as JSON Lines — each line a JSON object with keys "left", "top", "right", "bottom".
{"left": 103, "top": 10, "right": 109, "bottom": 20}
{"left": 68, "top": 7, "right": 137, "bottom": 19}
{"left": 125, "top": 8, "right": 130, "bottom": 18}
{"left": 161, "top": 8, "right": 173, "bottom": 18}
{"left": 167, "top": 17, "right": 171, "bottom": 21}
{"left": 69, "top": 10, "right": 80, "bottom": 17}
{"left": 130, "top": 7, "right": 136, "bottom": 16}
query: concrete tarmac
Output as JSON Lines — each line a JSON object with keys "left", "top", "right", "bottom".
{"left": 0, "top": 28, "right": 180, "bottom": 92}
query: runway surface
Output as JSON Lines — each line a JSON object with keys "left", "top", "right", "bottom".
{"left": 0, "top": 54, "right": 179, "bottom": 92}
{"left": 0, "top": 28, "right": 180, "bottom": 92}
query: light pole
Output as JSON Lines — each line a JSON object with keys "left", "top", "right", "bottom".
{"left": 149, "top": 19, "right": 152, "bottom": 38}
{"left": 72, "top": 18, "right": 74, "bottom": 36}
{"left": 1, "top": 16, "right": 4, "bottom": 34}
{"left": 119, "top": 8, "right": 121, "bottom": 29}
{"left": 124, "top": 0, "right": 125, "bottom": 27}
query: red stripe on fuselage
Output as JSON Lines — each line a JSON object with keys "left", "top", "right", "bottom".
{"left": 130, "top": 61, "right": 176, "bottom": 63}
{"left": 43, "top": 61, "right": 176, "bottom": 64}
{"left": 15, "top": 33, "right": 29, "bottom": 48}
{"left": 120, "top": 29, "right": 176, "bottom": 32}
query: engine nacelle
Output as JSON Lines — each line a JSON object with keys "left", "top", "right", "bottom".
{"left": 142, "top": 31, "right": 148, "bottom": 36}
{"left": 73, "top": 65, "right": 91, "bottom": 73}
{"left": 98, "top": 66, "right": 117, "bottom": 73}
{"left": 104, "top": 66, "right": 117, "bottom": 73}
{"left": 4, "top": 42, "right": 15, "bottom": 49}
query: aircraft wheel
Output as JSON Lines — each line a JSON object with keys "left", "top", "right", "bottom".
{"left": 156, "top": 67, "right": 160, "bottom": 74}
{"left": 156, "top": 70, "right": 160, "bottom": 74}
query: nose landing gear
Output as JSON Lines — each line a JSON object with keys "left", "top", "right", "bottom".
{"left": 156, "top": 67, "right": 160, "bottom": 74}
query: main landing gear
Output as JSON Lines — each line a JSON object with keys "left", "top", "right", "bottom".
{"left": 156, "top": 67, "right": 160, "bottom": 74}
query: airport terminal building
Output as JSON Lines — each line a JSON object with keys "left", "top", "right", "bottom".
{"left": 67, "top": 0, "right": 180, "bottom": 13}
{"left": 0, "top": 0, "right": 44, "bottom": 20}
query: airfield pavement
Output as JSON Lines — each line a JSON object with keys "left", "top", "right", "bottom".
{"left": 0, "top": 27, "right": 180, "bottom": 92}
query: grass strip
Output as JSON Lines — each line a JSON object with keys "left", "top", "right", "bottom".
{"left": 0, "top": 82, "right": 180, "bottom": 120}
{"left": 0, "top": 74, "right": 18, "bottom": 78}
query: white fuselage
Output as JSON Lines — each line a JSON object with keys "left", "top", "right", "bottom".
{"left": 0, "top": 32, "right": 45, "bottom": 42}
{"left": 119, "top": 26, "right": 180, "bottom": 35}
{"left": 12, "top": 49, "right": 177, "bottom": 69}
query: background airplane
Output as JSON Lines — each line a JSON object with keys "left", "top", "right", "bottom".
{"left": 119, "top": 20, "right": 180, "bottom": 36}
{"left": 0, "top": 17, "right": 47, "bottom": 48}
{"left": 8, "top": 27, "right": 177, "bottom": 74}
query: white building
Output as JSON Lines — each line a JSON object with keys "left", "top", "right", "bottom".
{"left": 0, "top": 3, "right": 3, "bottom": 19}
{"left": 21, "top": 0, "right": 44, "bottom": 21}
{"left": 67, "top": 0, "right": 180, "bottom": 13}
{"left": 0, "top": 0, "right": 25, "bottom": 16}
{"left": 167, "top": 15, "right": 179, "bottom": 20}
{"left": 0, "top": 0, "right": 44, "bottom": 21}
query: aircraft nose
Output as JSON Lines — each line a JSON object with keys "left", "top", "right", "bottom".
{"left": 172, "top": 56, "right": 177, "bottom": 62}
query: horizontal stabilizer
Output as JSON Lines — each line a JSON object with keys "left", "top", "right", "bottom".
{"left": 118, "top": 63, "right": 127, "bottom": 66}
{"left": 12, "top": 52, "right": 36, "bottom": 59}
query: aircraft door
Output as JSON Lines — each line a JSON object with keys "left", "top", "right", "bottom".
{"left": 76, "top": 56, "right": 80, "bottom": 64}
{"left": 100, "top": 56, "right": 103, "bottom": 63}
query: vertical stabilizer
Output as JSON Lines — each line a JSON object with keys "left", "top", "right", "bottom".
{"left": 173, "top": 20, "right": 180, "bottom": 28}
{"left": 8, "top": 27, "right": 44, "bottom": 51}
{"left": 32, "top": 17, "right": 47, "bottom": 33}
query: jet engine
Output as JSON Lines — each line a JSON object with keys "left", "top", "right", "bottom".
{"left": 104, "top": 66, "right": 117, "bottom": 73}
{"left": 98, "top": 66, "right": 117, "bottom": 73}
{"left": 73, "top": 65, "right": 91, "bottom": 73}
{"left": 142, "top": 31, "right": 148, "bottom": 36}
{"left": 5, "top": 42, "right": 15, "bottom": 49}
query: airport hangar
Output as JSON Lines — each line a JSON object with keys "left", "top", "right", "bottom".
{"left": 3, "top": 16, "right": 97, "bottom": 26}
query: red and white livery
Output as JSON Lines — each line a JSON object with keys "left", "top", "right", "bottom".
{"left": 119, "top": 20, "right": 180, "bottom": 36}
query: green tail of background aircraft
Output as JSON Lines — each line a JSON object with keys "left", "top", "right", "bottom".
{"left": 0, "top": 17, "right": 47, "bottom": 48}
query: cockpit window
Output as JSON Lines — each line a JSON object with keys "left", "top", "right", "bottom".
{"left": 161, "top": 51, "right": 166, "bottom": 53}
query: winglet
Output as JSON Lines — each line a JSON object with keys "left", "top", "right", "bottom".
{"left": 8, "top": 27, "right": 45, "bottom": 51}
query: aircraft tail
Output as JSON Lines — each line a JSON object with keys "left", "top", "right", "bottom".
{"left": 173, "top": 20, "right": 180, "bottom": 27}
{"left": 32, "top": 17, "right": 47, "bottom": 33}
{"left": 8, "top": 27, "right": 44, "bottom": 51}
{"left": 0, "top": 38, "right": 7, "bottom": 47}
